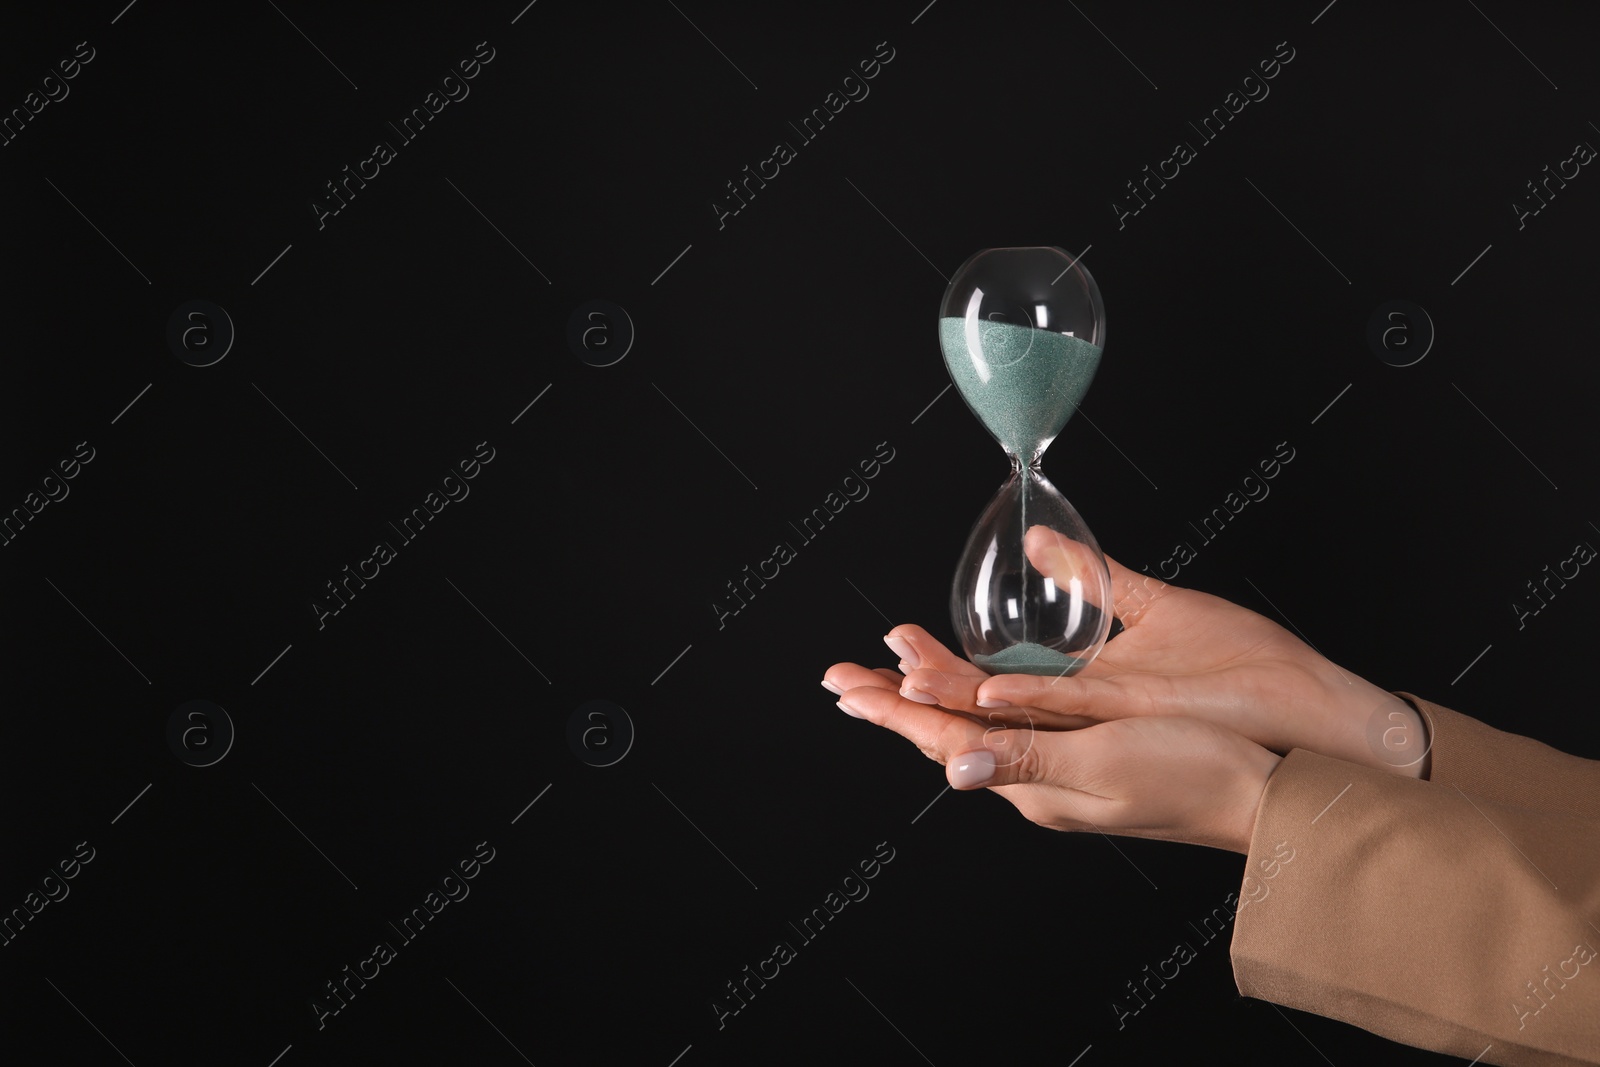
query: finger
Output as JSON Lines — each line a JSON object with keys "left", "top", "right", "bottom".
{"left": 835, "top": 684, "right": 988, "bottom": 765}
{"left": 882, "top": 624, "right": 989, "bottom": 679}
{"left": 884, "top": 623, "right": 993, "bottom": 712}
{"left": 827, "top": 666, "right": 993, "bottom": 728}
{"left": 838, "top": 682, "right": 1083, "bottom": 790}
{"left": 971, "top": 703, "right": 1101, "bottom": 731}
{"left": 822, "top": 662, "right": 902, "bottom": 699}
{"left": 897, "top": 666, "right": 1099, "bottom": 729}
{"left": 897, "top": 664, "right": 982, "bottom": 711}
{"left": 973, "top": 670, "right": 1145, "bottom": 723}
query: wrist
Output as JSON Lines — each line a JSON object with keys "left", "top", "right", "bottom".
{"left": 1393, "top": 697, "right": 1432, "bottom": 779}
{"left": 1230, "top": 746, "right": 1281, "bottom": 855}
{"left": 1360, "top": 690, "right": 1432, "bottom": 778}
{"left": 1319, "top": 670, "right": 1430, "bottom": 778}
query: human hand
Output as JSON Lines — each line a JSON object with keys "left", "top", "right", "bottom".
{"left": 878, "top": 526, "right": 1430, "bottom": 778}
{"left": 823, "top": 661, "right": 1281, "bottom": 854}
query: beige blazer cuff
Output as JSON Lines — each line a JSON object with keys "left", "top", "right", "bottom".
{"left": 1398, "top": 692, "right": 1600, "bottom": 818}
{"left": 1231, "top": 746, "right": 1600, "bottom": 1065}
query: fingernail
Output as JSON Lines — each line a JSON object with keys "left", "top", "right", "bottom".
{"left": 950, "top": 749, "right": 996, "bottom": 788}
{"left": 836, "top": 699, "right": 867, "bottom": 719}
{"left": 899, "top": 686, "right": 940, "bottom": 705}
{"left": 821, "top": 679, "right": 843, "bottom": 695}
{"left": 884, "top": 634, "right": 919, "bottom": 669}
{"left": 976, "top": 698, "right": 1011, "bottom": 708}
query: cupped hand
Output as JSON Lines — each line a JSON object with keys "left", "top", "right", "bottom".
{"left": 823, "top": 660, "right": 1280, "bottom": 854}
{"left": 877, "top": 527, "right": 1429, "bottom": 778}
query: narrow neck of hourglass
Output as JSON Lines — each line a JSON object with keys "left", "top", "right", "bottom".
{"left": 1006, "top": 450, "right": 1045, "bottom": 472}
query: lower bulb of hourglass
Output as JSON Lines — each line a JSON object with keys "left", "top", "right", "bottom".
{"left": 950, "top": 464, "right": 1114, "bottom": 676}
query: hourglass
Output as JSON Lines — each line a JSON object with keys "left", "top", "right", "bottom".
{"left": 941, "top": 246, "right": 1115, "bottom": 676}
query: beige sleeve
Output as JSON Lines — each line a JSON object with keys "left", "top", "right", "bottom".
{"left": 1399, "top": 692, "right": 1600, "bottom": 818}
{"left": 1230, "top": 747, "right": 1600, "bottom": 1066}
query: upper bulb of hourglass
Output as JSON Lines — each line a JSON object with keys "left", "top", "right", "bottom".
{"left": 940, "top": 246, "right": 1114, "bottom": 676}
{"left": 939, "top": 246, "right": 1106, "bottom": 462}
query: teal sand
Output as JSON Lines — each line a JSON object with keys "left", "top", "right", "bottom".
{"left": 939, "top": 317, "right": 1103, "bottom": 459}
{"left": 973, "top": 641, "right": 1089, "bottom": 677}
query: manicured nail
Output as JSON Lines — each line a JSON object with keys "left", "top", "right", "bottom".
{"left": 900, "top": 686, "right": 940, "bottom": 705}
{"left": 950, "top": 749, "right": 996, "bottom": 788}
{"left": 837, "top": 699, "right": 867, "bottom": 719}
{"left": 884, "top": 634, "right": 918, "bottom": 669}
{"left": 976, "top": 698, "right": 1012, "bottom": 708}
{"left": 821, "top": 679, "right": 843, "bottom": 696}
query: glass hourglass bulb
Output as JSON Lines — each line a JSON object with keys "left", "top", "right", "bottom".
{"left": 940, "top": 246, "right": 1114, "bottom": 676}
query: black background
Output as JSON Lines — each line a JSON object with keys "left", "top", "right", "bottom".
{"left": 3, "top": 1, "right": 1598, "bottom": 1064}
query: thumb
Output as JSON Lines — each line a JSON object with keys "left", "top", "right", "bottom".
{"left": 947, "top": 725, "right": 1055, "bottom": 790}
{"left": 1102, "top": 548, "right": 1175, "bottom": 623}
{"left": 1023, "top": 526, "right": 1171, "bottom": 626}
{"left": 1020, "top": 525, "right": 1114, "bottom": 636}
